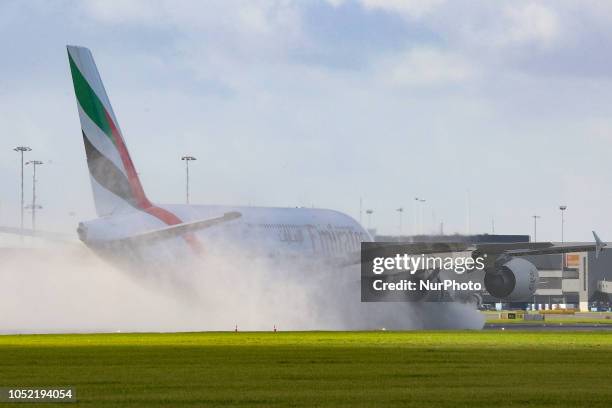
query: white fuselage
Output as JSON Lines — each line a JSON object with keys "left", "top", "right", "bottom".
{"left": 78, "top": 204, "right": 371, "bottom": 271}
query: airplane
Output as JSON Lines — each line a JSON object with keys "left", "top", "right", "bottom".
{"left": 3, "top": 45, "right": 606, "bottom": 305}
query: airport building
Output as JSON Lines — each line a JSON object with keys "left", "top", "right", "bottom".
{"left": 525, "top": 251, "right": 612, "bottom": 311}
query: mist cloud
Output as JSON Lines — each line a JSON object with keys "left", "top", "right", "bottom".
{"left": 0, "top": 243, "right": 484, "bottom": 333}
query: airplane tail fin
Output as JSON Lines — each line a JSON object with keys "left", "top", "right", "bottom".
{"left": 67, "top": 45, "right": 152, "bottom": 216}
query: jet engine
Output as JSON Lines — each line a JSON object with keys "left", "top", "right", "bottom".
{"left": 484, "top": 257, "right": 538, "bottom": 301}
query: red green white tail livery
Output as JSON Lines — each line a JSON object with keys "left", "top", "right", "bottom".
{"left": 68, "top": 45, "right": 150, "bottom": 216}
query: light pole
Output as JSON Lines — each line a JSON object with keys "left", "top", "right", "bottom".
{"left": 413, "top": 197, "right": 420, "bottom": 236}
{"left": 181, "top": 155, "right": 196, "bottom": 204}
{"left": 359, "top": 197, "right": 362, "bottom": 225}
{"left": 559, "top": 205, "right": 567, "bottom": 271}
{"left": 419, "top": 198, "right": 426, "bottom": 234}
{"left": 559, "top": 205, "right": 567, "bottom": 243}
{"left": 532, "top": 215, "right": 540, "bottom": 242}
{"left": 396, "top": 207, "right": 404, "bottom": 238}
{"left": 26, "top": 160, "right": 43, "bottom": 232}
{"left": 13, "top": 146, "right": 31, "bottom": 235}
{"left": 419, "top": 198, "right": 427, "bottom": 234}
{"left": 366, "top": 209, "right": 373, "bottom": 229}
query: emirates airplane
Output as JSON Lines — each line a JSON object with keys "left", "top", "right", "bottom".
{"left": 13, "top": 45, "right": 606, "bottom": 303}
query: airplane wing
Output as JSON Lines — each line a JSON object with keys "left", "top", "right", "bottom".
{"left": 114, "top": 211, "right": 242, "bottom": 246}
{"left": 469, "top": 231, "right": 606, "bottom": 258}
{"left": 339, "top": 231, "right": 607, "bottom": 267}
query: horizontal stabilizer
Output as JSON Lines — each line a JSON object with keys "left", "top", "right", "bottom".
{"left": 115, "top": 211, "right": 241, "bottom": 246}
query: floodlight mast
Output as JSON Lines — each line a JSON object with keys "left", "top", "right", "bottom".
{"left": 26, "top": 160, "right": 43, "bottom": 232}
{"left": 396, "top": 207, "right": 404, "bottom": 237}
{"left": 559, "top": 205, "right": 567, "bottom": 271}
{"left": 419, "top": 198, "right": 426, "bottom": 234}
{"left": 181, "top": 155, "right": 197, "bottom": 204}
{"left": 559, "top": 205, "right": 567, "bottom": 243}
{"left": 13, "top": 146, "right": 31, "bottom": 237}
{"left": 413, "top": 197, "right": 426, "bottom": 235}
{"left": 532, "top": 215, "right": 541, "bottom": 242}
{"left": 366, "top": 209, "right": 373, "bottom": 229}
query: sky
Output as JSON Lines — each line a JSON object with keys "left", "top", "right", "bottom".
{"left": 1, "top": 0, "right": 612, "bottom": 240}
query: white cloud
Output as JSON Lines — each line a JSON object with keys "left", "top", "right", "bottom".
{"left": 78, "top": 0, "right": 305, "bottom": 72}
{"left": 79, "top": 0, "right": 164, "bottom": 25}
{"left": 380, "top": 47, "right": 476, "bottom": 86}
{"left": 360, "top": 0, "right": 445, "bottom": 19}
{"left": 325, "top": 0, "right": 346, "bottom": 8}
{"left": 79, "top": 0, "right": 302, "bottom": 38}
{"left": 325, "top": 0, "right": 445, "bottom": 19}
{"left": 503, "top": 3, "right": 560, "bottom": 47}
{"left": 460, "top": 3, "right": 561, "bottom": 50}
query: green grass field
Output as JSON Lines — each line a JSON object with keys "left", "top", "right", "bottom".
{"left": 1, "top": 331, "right": 612, "bottom": 407}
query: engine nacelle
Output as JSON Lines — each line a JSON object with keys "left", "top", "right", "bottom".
{"left": 484, "top": 257, "right": 538, "bottom": 301}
